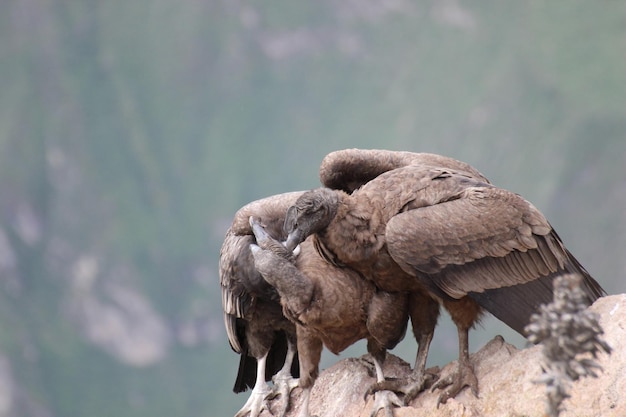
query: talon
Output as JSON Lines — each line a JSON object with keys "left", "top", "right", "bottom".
{"left": 270, "top": 373, "right": 299, "bottom": 417}
{"left": 365, "top": 368, "right": 439, "bottom": 406}
{"left": 431, "top": 363, "right": 478, "bottom": 407}
{"left": 403, "top": 371, "right": 438, "bottom": 404}
{"left": 363, "top": 381, "right": 385, "bottom": 401}
{"left": 431, "top": 374, "right": 452, "bottom": 392}
{"left": 234, "top": 382, "right": 273, "bottom": 417}
{"left": 436, "top": 391, "right": 451, "bottom": 408}
{"left": 368, "top": 390, "right": 404, "bottom": 417}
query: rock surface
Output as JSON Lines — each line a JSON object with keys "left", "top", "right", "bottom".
{"left": 264, "top": 294, "right": 625, "bottom": 417}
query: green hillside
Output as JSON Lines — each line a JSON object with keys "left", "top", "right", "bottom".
{"left": 0, "top": 1, "right": 624, "bottom": 416}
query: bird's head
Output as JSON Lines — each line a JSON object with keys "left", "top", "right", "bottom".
{"left": 283, "top": 188, "right": 339, "bottom": 252}
{"left": 249, "top": 216, "right": 295, "bottom": 260}
{"left": 249, "top": 217, "right": 297, "bottom": 283}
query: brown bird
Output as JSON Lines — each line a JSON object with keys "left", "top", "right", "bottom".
{"left": 220, "top": 192, "right": 304, "bottom": 417}
{"left": 249, "top": 216, "right": 410, "bottom": 417}
{"left": 283, "top": 149, "right": 606, "bottom": 405}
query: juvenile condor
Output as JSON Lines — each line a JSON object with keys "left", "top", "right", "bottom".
{"left": 283, "top": 149, "right": 605, "bottom": 405}
{"left": 220, "top": 192, "right": 303, "bottom": 417}
{"left": 249, "top": 217, "right": 410, "bottom": 417}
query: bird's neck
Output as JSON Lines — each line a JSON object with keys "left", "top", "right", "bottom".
{"left": 317, "top": 193, "right": 384, "bottom": 265}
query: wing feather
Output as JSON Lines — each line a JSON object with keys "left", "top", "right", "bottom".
{"left": 386, "top": 185, "right": 571, "bottom": 298}
{"left": 220, "top": 231, "right": 255, "bottom": 353}
{"left": 219, "top": 191, "right": 305, "bottom": 353}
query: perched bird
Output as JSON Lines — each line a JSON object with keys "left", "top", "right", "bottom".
{"left": 220, "top": 192, "right": 303, "bottom": 417}
{"left": 283, "top": 149, "right": 605, "bottom": 405}
{"left": 249, "top": 216, "right": 410, "bottom": 417}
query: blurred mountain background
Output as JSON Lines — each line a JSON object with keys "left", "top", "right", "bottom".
{"left": 0, "top": 1, "right": 624, "bottom": 416}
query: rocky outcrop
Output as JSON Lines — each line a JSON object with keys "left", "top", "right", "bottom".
{"left": 266, "top": 294, "right": 625, "bottom": 417}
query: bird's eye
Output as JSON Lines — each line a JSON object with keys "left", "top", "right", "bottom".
{"left": 311, "top": 202, "right": 325, "bottom": 213}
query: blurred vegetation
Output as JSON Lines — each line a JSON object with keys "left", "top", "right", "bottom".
{"left": 0, "top": 1, "right": 624, "bottom": 416}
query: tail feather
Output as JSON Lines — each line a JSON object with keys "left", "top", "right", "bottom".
{"left": 469, "top": 257, "right": 605, "bottom": 337}
{"left": 564, "top": 248, "right": 606, "bottom": 300}
{"left": 233, "top": 345, "right": 255, "bottom": 393}
{"left": 232, "top": 330, "right": 300, "bottom": 393}
{"left": 469, "top": 274, "right": 555, "bottom": 336}
{"left": 265, "top": 330, "right": 300, "bottom": 381}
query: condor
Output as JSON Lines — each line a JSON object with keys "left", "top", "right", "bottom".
{"left": 283, "top": 149, "right": 605, "bottom": 405}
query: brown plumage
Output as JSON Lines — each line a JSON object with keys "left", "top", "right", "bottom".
{"left": 220, "top": 192, "right": 303, "bottom": 417}
{"left": 283, "top": 149, "right": 605, "bottom": 405}
{"left": 249, "top": 217, "right": 410, "bottom": 417}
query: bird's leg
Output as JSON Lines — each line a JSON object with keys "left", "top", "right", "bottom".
{"left": 401, "top": 329, "right": 440, "bottom": 403}
{"left": 270, "top": 338, "right": 300, "bottom": 417}
{"left": 403, "top": 293, "right": 440, "bottom": 401}
{"left": 366, "top": 331, "right": 438, "bottom": 400}
{"left": 366, "top": 347, "right": 404, "bottom": 417}
{"left": 432, "top": 298, "right": 480, "bottom": 407}
{"left": 234, "top": 352, "right": 272, "bottom": 417}
{"left": 366, "top": 293, "right": 439, "bottom": 403}
{"left": 291, "top": 330, "right": 322, "bottom": 417}
{"left": 431, "top": 325, "right": 478, "bottom": 406}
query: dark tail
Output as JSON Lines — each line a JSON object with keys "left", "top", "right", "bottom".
{"left": 233, "top": 345, "right": 256, "bottom": 393}
{"left": 470, "top": 250, "right": 605, "bottom": 337}
{"left": 233, "top": 330, "right": 300, "bottom": 393}
{"left": 264, "top": 330, "right": 300, "bottom": 382}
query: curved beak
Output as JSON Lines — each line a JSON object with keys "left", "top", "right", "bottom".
{"left": 284, "top": 230, "right": 304, "bottom": 252}
{"left": 249, "top": 216, "right": 271, "bottom": 245}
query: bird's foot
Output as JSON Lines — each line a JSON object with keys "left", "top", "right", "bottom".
{"left": 269, "top": 372, "right": 300, "bottom": 417}
{"left": 364, "top": 367, "right": 439, "bottom": 404}
{"left": 368, "top": 390, "right": 404, "bottom": 417}
{"left": 401, "top": 366, "right": 440, "bottom": 404}
{"left": 234, "top": 382, "right": 273, "bottom": 417}
{"left": 431, "top": 363, "right": 478, "bottom": 407}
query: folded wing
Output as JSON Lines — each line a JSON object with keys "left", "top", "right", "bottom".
{"left": 386, "top": 183, "right": 604, "bottom": 334}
